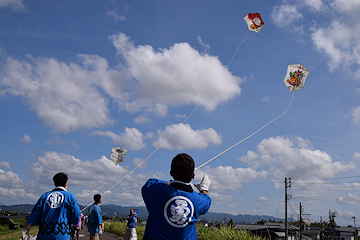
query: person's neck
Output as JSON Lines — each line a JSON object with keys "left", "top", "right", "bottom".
{"left": 171, "top": 179, "right": 191, "bottom": 185}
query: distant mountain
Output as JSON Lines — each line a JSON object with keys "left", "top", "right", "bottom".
{"left": 0, "top": 204, "right": 34, "bottom": 213}
{"left": 0, "top": 204, "right": 283, "bottom": 223}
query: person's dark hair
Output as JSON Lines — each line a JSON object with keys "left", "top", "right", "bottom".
{"left": 53, "top": 172, "right": 68, "bottom": 187}
{"left": 94, "top": 194, "right": 101, "bottom": 204}
{"left": 170, "top": 153, "right": 195, "bottom": 183}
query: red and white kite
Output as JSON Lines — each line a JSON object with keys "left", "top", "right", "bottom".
{"left": 283, "top": 64, "right": 310, "bottom": 93}
{"left": 243, "top": 13, "right": 264, "bottom": 33}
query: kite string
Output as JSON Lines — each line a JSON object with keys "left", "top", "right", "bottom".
{"left": 227, "top": 30, "right": 254, "bottom": 68}
{"left": 195, "top": 93, "right": 294, "bottom": 171}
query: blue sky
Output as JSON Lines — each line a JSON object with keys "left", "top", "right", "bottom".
{"left": 1, "top": 0, "right": 360, "bottom": 227}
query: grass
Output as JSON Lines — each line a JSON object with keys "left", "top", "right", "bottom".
{"left": 0, "top": 226, "right": 38, "bottom": 240}
{"left": 104, "top": 221, "right": 263, "bottom": 240}
{"left": 104, "top": 221, "right": 145, "bottom": 239}
{"left": 0, "top": 220, "right": 264, "bottom": 240}
{"left": 197, "top": 224, "right": 263, "bottom": 240}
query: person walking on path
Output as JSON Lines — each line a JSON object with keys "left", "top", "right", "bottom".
{"left": 88, "top": 194, "right": 103, "bottom": 240}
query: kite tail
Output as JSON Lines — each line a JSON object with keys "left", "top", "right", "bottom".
{"left": 195, "top": 93, "right": 295, "bottom": 171}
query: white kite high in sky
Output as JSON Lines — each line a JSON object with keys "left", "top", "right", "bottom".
{"left": 283, "top": 63, "right": 310, "bottom": 93}
{"left": 109, "top": 147, "right": 127, "bottom": 165}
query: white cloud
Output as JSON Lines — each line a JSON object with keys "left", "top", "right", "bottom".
{"left": 152, "top": 123, "right": 222, "bottom": 150}
{"left": 195, "top": 166, "right": 268, "bottom": 192}
{"left": 0, "top": 0, "right": 25, "bottom": 11}
{"left": 240, "top": 136, "right": 355, "bottom": 179}
{"left": 0, "top": 169, "right": 23, "bottom": 188}
{"left": 0, "top": 161, "right": 11, "bottom": 169}
{"left": 0, "top": 55, "right": 122, "bottom": 133}
{"left": 337, "top": 193, "right": 360, "bottom": 205}
{"left": 110, "top": 32, "right": 242, "bottom": 112}
{"left": 21, "top": 133, "right": 32, "bottom": 143}
{"left": 92, "top": 127, "right": 146, "bottom": 151}
{"left": 311, "top": 21, "right": 360, "bottom": 75}
{"left": 27, "top": 151, "right": 137, "bottom": 193}
{"left": 106, "top": 10, "right": 126, "bottom": 21}
{"left": 258, "top": 196, "right": 268, "bottom": 201}
{"left": 197, "top": 35, "right": 210, "bottom": 52}
{"left": 0, "top": 187, "right": 38, "bottom": 202}
{"left": 271, "top": 4, "right": 303, "bottom": 28}
{"left": 331, "top": 0, "right": 360, "bottom": 13}
{"left": 354, "top": 152, "right": 360, "bottom": 160}
{"left": 132, "top": 158, "right": 148, "bottom": 169}
{"left": 133, "top": 114, "right": 151, "bottom": 124}
{"left": 349, "top": 107, "right": 360, "bottom": 125}
{"left": 303, "top": 0, "right": 324, "bottom": 11}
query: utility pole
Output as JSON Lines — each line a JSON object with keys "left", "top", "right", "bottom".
{"left": 329, "top": 210, "right": 337, "bottom": 240}
{"left": 352, "top": 216, "right": 356, "bottom": 239}
{"left": 300, "top": 202, "right": 303, "bottom": 240}
{"left": 285, "top": 177, "right": 292, "bottom": 240}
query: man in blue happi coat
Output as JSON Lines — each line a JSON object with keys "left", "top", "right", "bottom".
{"left": 142, "top": 153, "right": 211, "bottom": 240}
{"left": 22, "top": 172, "right": 81, "bottom": 240}
{"left": 87, "top": 194, "right": 103, "bottom": 240}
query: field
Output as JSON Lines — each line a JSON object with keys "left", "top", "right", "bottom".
{"left": 104, "top": 221, "right": 264, "bottom": 240}
{"left": 0, "top": 220, "right": 264, "bottom": 240}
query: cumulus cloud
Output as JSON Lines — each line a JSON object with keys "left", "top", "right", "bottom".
{"left": 0, "top": 0, "right": 25, "bottom": 11}
{"left": 337, "top": 193, "right": 360, "bottom": 205}
{"left": 0, "top": 161, "right": 11, "bottom": 169}
{"left": 28, "top": 151, "right": 128, "bottom": 186}
{"left": 133, "top": 114, "right": 151, "bottom": 124}
{"left": 152, "top": 123, "right": 222, "bottom": 150}
{"left": 240, "top": 136, "right": 355, "bottom": 179}
{"left": 21, "top": 133, "right": 32, "bottom": 143}
{"left": 92, "top": 127, "right": 146, "bottom": 151}
{"left": 311, "top": 21, "right": 360, "bottom": 74}
{"left": 271, "top": 4, "right": 303, "bottom": 28}
{"left": 0, "top": 187, "right": 38, "bottom": 202}
{"left": 26, "top": 151, "right": 163, "bottom": 205}
{"left": 195, "top": 166, "right": 268, "bottom": 192}
{"left": 258, "top": 196, "right": 268, "bottom": 201}
{"left": 331, "top": 0, "right": 360, "bottom": 13}
{"left": 0, "top": 169, "right": 22, "bottom": 188}
{"left": 0, "top": 55, "right": 123, "bottom": 133}
{"left": 354, "top": 152, "right": 360, "bottom": 160}
{"left": 349, "top": 107, "right": 360, "bottom": 125}
{"left": 303, "top": 0, "right": 324, "bottom": 11}
{"left": 110, "top": 32, "right": 242, "bottom": 112}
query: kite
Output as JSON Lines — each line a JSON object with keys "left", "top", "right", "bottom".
{"left": 283, "top": 64, "right": 310, "bottom": 93}
{"left": 109, "top": 147, "right": 127, "bottom": 165}
{"left": 243, "top": 13, "right": 264, "bottom": 33}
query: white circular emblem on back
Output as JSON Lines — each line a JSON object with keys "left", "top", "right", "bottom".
{"left": 47, "top": 192, "right": 65, "bottom": 209}
{"left": 164, "top": 196, "right": 194, "bottom": 228}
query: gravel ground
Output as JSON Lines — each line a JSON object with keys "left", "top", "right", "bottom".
{"left": 76, "top": 228, "right": 124, "bottom": 240}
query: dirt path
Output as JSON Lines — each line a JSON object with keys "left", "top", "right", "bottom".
{"left": 77, "top": 228, "right": 124, "bottom": 240}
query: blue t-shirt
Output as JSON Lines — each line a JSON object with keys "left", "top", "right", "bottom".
{"left": 142, "top": 179, "right": 211, "bottom": 240}
{"left": 127, "top": 215, "right": 136, "bottom": 228}
{"left": 87, "top": 204, "right": 102, "bottom": 233}
{"left": 28, "top": 188, "right": 81, "bottom": 240}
